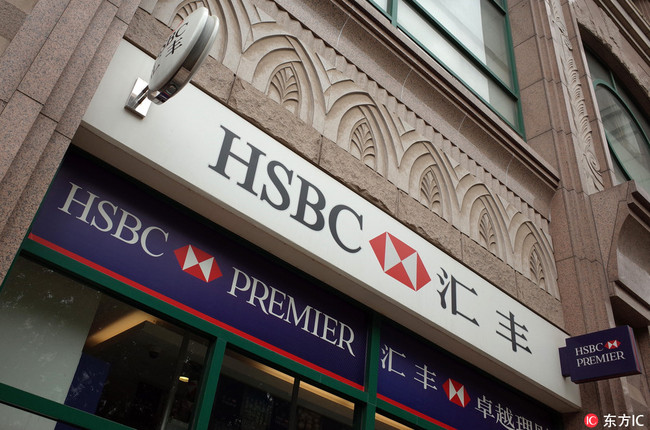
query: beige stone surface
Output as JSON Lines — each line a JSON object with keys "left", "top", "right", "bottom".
{"left": 227, "top": 78, "right": 322, "bottom": 164}
{"left": 0, "top": 0, "right": 139, "bottom": 285}
{"left": 516, "top": 272, "right": 564, "bottom": 328}
{"left": 460, "top": 234, "right": 518, "bottom": 298}
{"left": 319, "top": 136, "right": 399, "bottom": 215}
{"left": 0, "top": 0, "right": 26, "bottom": 42}
{"left": 396, "top": 191, "right": 462, "bottom": 261}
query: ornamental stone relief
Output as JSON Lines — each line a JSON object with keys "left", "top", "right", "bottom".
{"left": 267, "top": 64, "right": 301, "bottom": 115}
{"left": 154, "top": 0, "right": 560, "bottom": 298}
{"left": 548, "top": 0, "right": 605, "bottom": 194}
{"left": 419, "top": 167, "right": 442, "bottom": 215}
{"left": 349, "top": 118, "right": 377, "bottom": 169}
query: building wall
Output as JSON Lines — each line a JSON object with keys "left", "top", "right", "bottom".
{"left": 0, "top": 0, "right": 140, "bottom": 281}
{"left": 1, "top": 0, "right": 649, "bottom": 427}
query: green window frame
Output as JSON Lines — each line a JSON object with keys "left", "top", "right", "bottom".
{"left": 585, "top": 50, "right": 650, "bottom": 194}
{"left": 367, "top": 0, "right": 524, "bottom": 134}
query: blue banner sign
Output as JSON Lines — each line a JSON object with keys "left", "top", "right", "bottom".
{"left": 378, "top": 323, "right": 558, "bottom": 430}
{"left": 29, "top": 152, "right": 368, "bottom": 389}
{"left": 559, "top": 325, "right": 642, "bottom": 383}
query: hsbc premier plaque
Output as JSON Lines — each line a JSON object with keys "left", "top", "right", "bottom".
{"left": 559, "top": 325, "right": 642, "bottom": 383}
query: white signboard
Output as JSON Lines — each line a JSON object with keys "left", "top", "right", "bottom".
{"left": 82, "top": 41, "right": 580, "bottom": 411}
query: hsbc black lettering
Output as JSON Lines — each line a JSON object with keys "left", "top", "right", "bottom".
{"left": 209, "top": 125, "right": 363, "bottom": 253}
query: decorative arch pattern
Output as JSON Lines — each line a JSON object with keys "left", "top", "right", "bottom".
{"left": 267, "top": 63, "right": 301, "bottom": 114}
{"left": 170, "top": 0, "right": 207, "bottom": 28}
{"left": 479, "top": 209, "right": 497, "bottom": 254}
{"left": 529, "top": 244, "right": 547, "bottom": 292}
{"left": 152, "top": 0, "right": 560, "bottom": 298}
{"left": 419, "top": 167, "right": 442, "bottom": 215}
{"left": 349, "top": 117, "right": 377, "bottom": 169}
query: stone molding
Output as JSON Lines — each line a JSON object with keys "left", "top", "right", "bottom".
{"left": 548, "top": 0, "right": 605, "bottom": 195}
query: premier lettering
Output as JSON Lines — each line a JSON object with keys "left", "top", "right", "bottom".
{"left": 58, "top": 182, "right": 169, "bottom": 257}
{"left": 576, "top": 350, "right": 626, "bottom": 367}
{"left": 209, "top": 125, "right": 363, "bottom": 253}
{"left": 228, "top": 268, "right": 357, "bottom": 357}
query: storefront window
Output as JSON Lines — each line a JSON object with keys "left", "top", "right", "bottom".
{"left": 375, "top": 414, "right": 415, "bottom": 430}
{"left": 296, "top": 381, "right": 355, "bottom": 430}
{"left": 209, "top": 350, "right": 354, "bottom": 430}
{"left": 1, "top": 405, "right": 83, "bottom": 430}
{"left": 0, "top": 256, "right": 210, "bottom": 430}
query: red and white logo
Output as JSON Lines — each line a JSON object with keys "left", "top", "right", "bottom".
{"left": 443, "top": 379, "right": 470, "bottom": 407}
{"left": 605, "top": 340, "right": 621, "bottom": 349}
{"left": 584, "top": 413, "right": 599, "bottom": 428}
{"left": 369, "top": 232, "right": 431, "bottom": 291}
{"left": 174, "top": 245, "right": 222, "bottom": 282}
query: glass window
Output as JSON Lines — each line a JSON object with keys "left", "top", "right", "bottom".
{"left": 209, "top": 350, "right": 354, "bottom": 430}
{"left": 586, "top": 51, "right": 650, "bottom": 194}
{"left": 375, "top": 414, "right": 415, "bottom": 430}
{"left": 296, "top": 381, "right": 355, "bottom": 430}
{"left": 369, "top": 0, "right": 521, "bottom": 131}
{"left": 0, "top": 256, "right": 210, "bottom": 430}
{"left": 0, "top": 404, "right": 84, "bottom": 430}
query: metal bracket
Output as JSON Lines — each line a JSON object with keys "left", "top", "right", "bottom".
{"left": 125, "top": 77, "right": 152, "bottom": 118}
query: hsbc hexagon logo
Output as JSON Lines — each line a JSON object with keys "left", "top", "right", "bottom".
{"left": 174, "top": 245, "right": 222, "bottom": 282}
{"left": 369, "top": 232, "right": 431, "bottom": 291}
{"left": 443, "top": 378, "right": 470, "bottom": 407}
{"left": 605, "top": 340, "right": 621, "bottom": 350}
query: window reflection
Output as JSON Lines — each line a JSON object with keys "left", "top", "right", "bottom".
{"left": 371, "top": 0, "right": 520, "bottom": 128}
{"left": 210, "top": 350, "right": 354, "bottom": 430}
{"left": 586, "top": 50, "right": 650, "bottom": 194}
{"left": 0, "top": 256, "right": 209, "bottom": 430}
{"left": 0, "top": 404, "right": 84, "bottom": 430}
{"left": 210, "top": 350, "right": 294, "bottom": 430}
{"left": 375, "top": 414, "right": 415, "bottom": 430}
{"left": 595, "top": 85, "right": 650, "bottom": 192}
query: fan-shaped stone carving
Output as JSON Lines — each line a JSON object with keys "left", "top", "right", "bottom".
{"left": 479, "top": 210, "right": 497, "bottom": 254}
{"left": 268, "top": 63, "right": 301, "bottom": 114}
{"left": 170, "top": 1, "right": 207, "bottom": 27}
{"left": 349, "top": 118, "right": 377, "bottom": 169}
{"left": 419, "top": 167, "right": 441, "bottom": 215}
{"left": 529, "top": 244, "right": 546, "bottom": 291}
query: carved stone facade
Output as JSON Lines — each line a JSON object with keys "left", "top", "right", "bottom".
{"left": 548, "top": 0, "right": 605, "bottom": 195}
{"left": 146, "top": 0, "right": 560, "bottom": 300}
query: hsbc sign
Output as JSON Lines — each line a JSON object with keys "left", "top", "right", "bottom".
{"left": 559, "top": 326, "right": 642, "bottom": 383}
{"left": 80, "top": 40, "right": 580, "bottom": 410}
